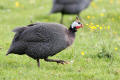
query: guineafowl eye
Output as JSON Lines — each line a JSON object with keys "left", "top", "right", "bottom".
{"left": 78, "top": 22, "right": 81, "bottom": 24}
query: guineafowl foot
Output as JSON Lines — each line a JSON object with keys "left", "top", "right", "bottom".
{"left": 44, "top": 58, "right": 69, "bottom": 64}
{"left": 37, "top": 59, "right": 40, "bottom": 67}
{"left": 56, "top": 60, "right": 69, "bottom": 64}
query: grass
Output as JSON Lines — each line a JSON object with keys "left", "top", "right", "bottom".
{"left": 0, "top": 0, "right": 120, "bottom": 80}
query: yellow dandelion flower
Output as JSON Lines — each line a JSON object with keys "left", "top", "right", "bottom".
{"left": 90, "top": 26, "right": 96, "bottom": 30}
{"left": 99, "top": 0, "right": 103, "bottom": 2}
{"left": 92, "top": 26, "right": 97, "bottom": 29}
{"left": 100, "top": 13, "right": 104, "bottom": 17}
{"left": 112, "top": 18, "right": 114, "bottom": 21}
{"left": 44, "top": 19, "right": 48, "bottom": 21}
{"left": 91, "top": 2, "right": 97, "bottom": 8}
{"left": 86, "top": 24, "right": 89, "bottom": 26}
{"left": 92, "top": 16, "right": 95, "bottom": 18}
{"left": 114, "top": 48, "right": 118, "bottom": 51}
{"left": 89, "top": 25, "right": 92, "bottom": 27}
{"left": 99, "top": 26, "right": 102, "bottom": 30}
{"left": 90, "top": 23, "right": 93, "bottom": 25}
{"left": 89, "top": 25, "right": 92, "bottom": 29}
{"left": 87, "top": 16, "right": 90, "bottom": 19}
{"left": 81, "top": 51, "right": 85, "bottom": 55}
{"left": 110, "top": 0, "right": 113, "bottom": 4}
{"left": 113, "top": 32, "right": 117, "bottom": 35}
{"left": 119, "top": 0, "right": 120, "bottom": 4}
{"left": 107, "top": 26, "right": 110, "bottom": 30}
{"left": 15, "top": 1, "right": 20, "bottom": 7}
{"left": 96, "top": 25, "right": 99, "bottom": 27}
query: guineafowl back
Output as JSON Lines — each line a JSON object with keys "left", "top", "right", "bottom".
{"left": 51, "top": 0, "right": 92, "bottom": 14}
{"left": 8, "top": 23, "right": 70, "bottom": 59}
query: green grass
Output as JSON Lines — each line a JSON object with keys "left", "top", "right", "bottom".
{"left": 0, "top": 0, "right": 120, "bottom": 80}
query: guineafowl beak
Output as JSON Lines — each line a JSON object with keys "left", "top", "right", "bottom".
{"left": 76, "top": 24, "right": 83, "bottom": 29}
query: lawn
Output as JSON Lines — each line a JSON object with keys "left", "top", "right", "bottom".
{"left": 0, "top": 0, "right": 120, "bottom": 80}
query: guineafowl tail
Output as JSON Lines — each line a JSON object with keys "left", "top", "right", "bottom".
{"left": 6, "top": 49, "right": 12, "bottom": 56}
{"left": 13, "top": 27, "right": 26, "bottom": 33}
{"left": 6, "top": 46, "right": 14, "bottom": 56}
{"left": 6, "top": 52, "right": 10, "bottom": 56}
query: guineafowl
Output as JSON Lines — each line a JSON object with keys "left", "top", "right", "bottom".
{"left": 6, "top": 17, "right": 83, "bottom": 67}
{"left": 50, "top": 0, "right": 92, "bottom": 23}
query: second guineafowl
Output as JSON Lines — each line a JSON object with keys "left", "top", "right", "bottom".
{"left": 6, "top": 17, "right": 83, "bottom": 67}
{"left": 51, "top": 0, "right": 92, "bottom": 23}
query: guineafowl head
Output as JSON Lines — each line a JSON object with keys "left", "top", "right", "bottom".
{"left": 69, "top": 17, "right": 83, "bottom": 32}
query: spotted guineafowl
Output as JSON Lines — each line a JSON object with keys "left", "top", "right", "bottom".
{"left": 6, "top": 17, "right": 83, "bottom": 67}
{"left": 51, "top": 0, "right": 92, "bottom": 23}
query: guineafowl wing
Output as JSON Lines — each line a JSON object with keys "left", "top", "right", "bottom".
{"left": 78, "top": 0, "right": 92, "bottom": 10}
{"left": 51, "top": 0, "right": 63, "bottom": 13}
{"left": 18, "top": 23, "right": 54, "bottom": 42}
{"left": 19, "top": 28, "right": 49, "bottom": 42}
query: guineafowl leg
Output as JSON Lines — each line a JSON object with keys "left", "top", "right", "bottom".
{"left": 60, "top": 14, "right": 64, "bottom": 24}
{"left": 37, "top": 59, "right": 40, "bottom": 67}
{"left": 77, "top": 14, "right": 80, "bottom": 18}
{"left": 44, "top": 58, "right": 68, "bottom": 64}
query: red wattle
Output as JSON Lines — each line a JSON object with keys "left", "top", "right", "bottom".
{"left": 76, "top": 24, "right": 83, "bottom": 29}
{"left": 76, "top": 26, "right": 80, "bottom": 29}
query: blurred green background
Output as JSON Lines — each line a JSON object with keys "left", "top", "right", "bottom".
{"left": 0, "top": 0, "right": 120, "bottom": 80}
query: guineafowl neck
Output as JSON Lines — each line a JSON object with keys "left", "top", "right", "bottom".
{"left": 68, "top": 30, "right": 75, "bottom": 37}
{"left": 68, "top": 25, "right": 76, "bottom": 37}
{"left": 66, "top": 29, "right": 75, "bottom": 46}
